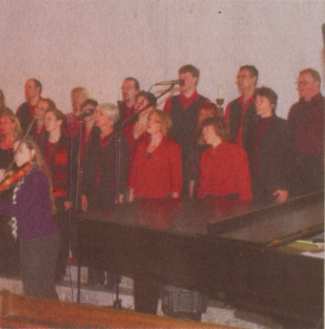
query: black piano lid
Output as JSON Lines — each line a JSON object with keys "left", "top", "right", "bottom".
{"left": 207, "top": 191, "right": 324, "bottom": 247}
{"left": 76, "top": 191, "right": 324, "bottom": 248}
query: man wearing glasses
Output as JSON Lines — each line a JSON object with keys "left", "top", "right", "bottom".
{"left": 288, "top": 68, "right": 324, "bottom": 196}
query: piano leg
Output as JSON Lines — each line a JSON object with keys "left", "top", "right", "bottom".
{"left": 112, "top": 275, "right": 122, "bottom": 309}
{"left": 134, "top": 276, "right": 160, "bottom": 315}
{"left": 77, "top": 260, "right": 81, "bottom": 303}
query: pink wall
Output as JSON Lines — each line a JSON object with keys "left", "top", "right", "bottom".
{"left": 1, "top": 0, "right": 324, "bottom": 117}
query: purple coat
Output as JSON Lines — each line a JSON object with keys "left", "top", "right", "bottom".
{"left": 0, "top": 167, "right": 58, "bottom": 240}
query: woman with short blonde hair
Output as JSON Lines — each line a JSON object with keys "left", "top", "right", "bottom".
{"left": 96, "top": 102, "right": 120, "bottom": 124}
{"left": 129, "top": 109, "right": 181, "bottom": 200}
{"left": 81, "top": 101, "right": 128, "bottom": 286}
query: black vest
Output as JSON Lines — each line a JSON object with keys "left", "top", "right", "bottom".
{"left": 169, "top": 94, "right": 206, "bottom": 155}
{"left": 228, "top": 98, "right": 256, "bottom": 151}
{"left": 169, "top": 94, "right": 207, "bottom": 195}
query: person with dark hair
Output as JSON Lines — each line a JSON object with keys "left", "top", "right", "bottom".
{"left": 246, "top": 86, "right": 289, "bottom": 205}
{"left": 197, "top": 117, "right": 252, "bottom": 202}
{"left": 77, "top": 98, "right": 98, "bottom": 164}
{"left": 117, "top": 77, "right": 141, "bottom": 148}
{"left": 225, "top": 65, "right": 258, "bottom": 150}
{"left": 287, "top": 68, "right": 324, "bottom": 196}
{"left": 130, "top": 91, "right": 157, "bottom": 154}
{"left": 0, "top": 137, "right": 59, "bottom": 299}
{"left": 32, "top": 98, "right": 56, "bottom": 146}
{"left": 164, "top": 64, "right": 208, "bottom": 196}
{"left": 42, "top": 107, "right": 73, "bottom": 281}
{"left": 190, "top": 102, "right": 219, "bottom": 198}
{"left": 16, "top": 79, "right": 42, "bottom": 132}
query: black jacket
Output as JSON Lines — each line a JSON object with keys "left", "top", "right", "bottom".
{"left": 246, "top": 115, "right": 290, "bottom": 204}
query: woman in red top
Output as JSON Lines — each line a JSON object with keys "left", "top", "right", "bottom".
{"left": 129, "top": 110, "right": 182, "bottom": 200}
{"left": 128, "top": 110, "right": 182, "bottom": 315}
{"left": 42, "top": 107, "right": 73, "bottom": 281}
{"left": 197, "top": 117, "right": 252, "bottom": 202}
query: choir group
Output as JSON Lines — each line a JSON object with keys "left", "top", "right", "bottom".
{"left": 0, "top": 63, "right": 323, "bottom": 318}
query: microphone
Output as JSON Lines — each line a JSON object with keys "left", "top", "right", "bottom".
{"left": 154, "top": 79, "right": 184, "bottom": 86}
{"left": 79, "top": 108, "right": 95, "bottom": 119}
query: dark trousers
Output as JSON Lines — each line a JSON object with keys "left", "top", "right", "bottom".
{"left": 55, "top": 210, "right": 70, "bottom": 280}
{"left": 55, "top": 199, "right": 77, "bottom": 281}
{"left": 20, "top": 233, "right": 59, "bottom": 299}
{"left": 291, "top": 154, "right": 324, "bottom": 196}
{"left": 134, "top": 276, "right": 160, "bottom": 314}
{"left": 0, "top": 218, "right": 19, "bottom": 276}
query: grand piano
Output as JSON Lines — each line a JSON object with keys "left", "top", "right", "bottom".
{"left": 76, "top": 191, "right": 324, "bottom": 328}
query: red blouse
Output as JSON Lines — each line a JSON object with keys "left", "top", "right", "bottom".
{"left": 129, "top": 137, "right": 182, "bottom": 199}
{"left": 197, "top": 142, "right": 252, "bottom": 202}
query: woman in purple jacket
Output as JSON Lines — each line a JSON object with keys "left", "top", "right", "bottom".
{"left": 0, "top": 137, "right": 59, "bottom": 299}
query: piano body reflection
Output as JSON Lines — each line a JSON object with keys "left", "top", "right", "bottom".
{"left": 76, "top": 192, "right": 324, "bottom": 328}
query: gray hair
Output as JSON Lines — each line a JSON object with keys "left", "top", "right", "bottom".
{"left": 97, "top": 102, "right": 119, "bottom": 123}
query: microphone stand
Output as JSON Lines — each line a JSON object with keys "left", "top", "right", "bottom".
{"left": 111, "top": 83, "right": 175, "bottom": 309}
{"left": 73, "top": 120, "right": 85, "bottom": 212}
{"left": 76, "top": 84, "right": 175, "bottom": 306}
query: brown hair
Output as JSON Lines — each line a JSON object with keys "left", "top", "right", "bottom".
{"left": 255, "top": 86, "right": 278, "bottom": 112}
{"left": 178, "top": 64, "right": 200, "bottom": 79}
{"left": 70, "top": 86, "right": 88, "bottom": 98}
{"left": 239, "top": 65, "right": 259, "bottom": 82}
{"left": 148, "top": 110, "right": 172, "bottom": 136}
{"left": 124, "top": 77, "right": 140, "bottom": 91}
{"left": 39, "top": 98, "right": 56, "bottom": 111}
{"left": 29, "top": 78, "right": 43, "bottom": 94}
{"left": 200, "top": 117, "right": 229, "bottom": 142}
{"left": 45, "top": 107, "right": 67, "bottom": 137}
{"left": 197, "top": 103, "right": 219, "bottom": 144}
{"left": 136, "top": 91, "right": 157, "bottom": 107}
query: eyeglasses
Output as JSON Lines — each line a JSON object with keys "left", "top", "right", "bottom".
{"left": 296, "top": 80, "right": 311, "bottom": 86}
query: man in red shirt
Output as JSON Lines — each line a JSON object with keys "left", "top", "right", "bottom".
{"left": 164, "top": 64, "right": 208, "bottom": 197}
{"left": 16, "top": 78, "right": 42, "bottom": 132}
{"left": 288, "top": 68, "right": 324, "bottom": 195}
{"left": 224, "top": 65, "right": 258, "bottom": 150}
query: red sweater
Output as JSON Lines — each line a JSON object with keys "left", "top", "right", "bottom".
{"left": 197, "top": 142, "right": 252, "bottom": 201}
{"left": 43, "top": 138, "right": 70, "bottom": 200}
{"left": 129, "top": 137, "right": 182, "bottom": 199}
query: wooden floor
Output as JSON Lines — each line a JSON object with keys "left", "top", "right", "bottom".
{"left": 0, "top": 290, "right": 246, "bottom": 329}
{"left": 0, "top": 266, "right": 284, "bottom": 329}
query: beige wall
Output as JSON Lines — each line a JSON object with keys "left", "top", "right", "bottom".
{"left": 1, "top": 0, "right": 324, "bottom": 117}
